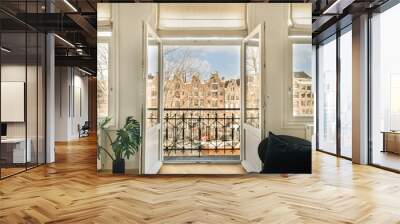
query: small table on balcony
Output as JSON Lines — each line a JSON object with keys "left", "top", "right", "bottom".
{"left": 381, "top": 131, "right": 400, "bottom": 155}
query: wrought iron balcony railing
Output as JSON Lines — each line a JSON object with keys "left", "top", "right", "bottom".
{"left": 148, "top": 108, "right": 241, "bottom": 160}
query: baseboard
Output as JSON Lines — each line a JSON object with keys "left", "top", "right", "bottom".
{"left": 146, "top": 161, "right": 162, "bottom": 174}
{"left": 241, "top": 160, "right": 260, "bottom": 173}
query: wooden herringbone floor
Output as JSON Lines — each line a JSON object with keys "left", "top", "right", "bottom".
{"left": 1, "top": 135, "right": 400, "bottom": 223}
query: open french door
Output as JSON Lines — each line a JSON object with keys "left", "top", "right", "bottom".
{"left": 241, "top": 23, "right": 266, "bottom": 172}
{"left": 140, "top": 23, "right": 163, "bottom": 174}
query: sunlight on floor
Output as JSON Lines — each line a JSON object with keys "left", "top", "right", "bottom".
{"left": 158, "top": 163, "right": 247, "bottom": 174}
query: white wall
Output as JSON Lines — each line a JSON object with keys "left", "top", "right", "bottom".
{"left": 99, "top": 3, "right": 157, "bottom": 171}
{"left": 2, "top": 64, "right": 47, "bottom": 164}
{"left": 1, "top": 65, "right": 36, "bottom": 137}
{"left": 101, "top": 3, "right": 312, "bottom": 171}
{"left": 54, "top": 67, "right": 89, "bottom": 141}
{"left": 247, "top": 4, "right": 313, "bottom": 139}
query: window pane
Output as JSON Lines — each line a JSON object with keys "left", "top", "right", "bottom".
{"left": 340, "top": 29, "right": 352, "bottom": 158}
{"left": 292, "top": 44, "right": 313, "bottom": 117}
{"left": 162, "top": 45, "right": 241, "bottom": 160}
{"left": 1, "top": 31, "right": 28, "bottom": 177}
{"left": 27, "top": 31, "right": 38, "bottom": 168}
{"left": 371, "top": 4, "right": 400, "bottom": 171}
{"left": 97, "top": 42, "right": 109, "bottom": 119}
{"left": 245, "top": 33, "right": 261, "bottom": 128}
{"left": 146, "top": 34, "right": 159, "bottom": 128}
{"left": 38, "top": 33, "right": 46, "bottom": 165}
{"left": 318, "top": 37, "right": 337, "bottom": 154}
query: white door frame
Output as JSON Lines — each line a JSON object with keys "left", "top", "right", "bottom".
{"left": 140, "top": 22, "right": 163, "bottom": 174}
{"left": 240, "top": 23, "right": 266, "bottom": 172}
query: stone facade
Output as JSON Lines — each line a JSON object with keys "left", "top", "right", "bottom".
{"left": 163, "top": 72, "right": 240, "bottom": 110}
{"left": 293, "top": 72, "right": 313, "bottom": 116}
{"left": 97, "top": 80, "right": 108, "bottom": 118}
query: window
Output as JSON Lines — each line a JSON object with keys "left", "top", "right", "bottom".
{"left": 370, "top": 4, "right": 400, "bottom": 171}
{"left": 163, "top": 45, "right": 240, "bottom": 110}
{"left": 244, "top": 32, "right": 261, "bottom": 128}
{"left": 162, "top": 44, "right": 241, "bottom": 161}
{"left": 292, "top": 44, "right": 313, "bottom": 117}
{"left": 97, "top": 42, "right": 109, "bottom": 119}
{"left": 317, "top": 37, "right": 337, "bottom": 154}
{"left": 340, "top": 28, "right": 352, "bottom": 158}
{"left": 0, "top": 2, "right": 46, "bottom": 178}
{"left": 145, "top": 32, "right": 160, "bottom": 128}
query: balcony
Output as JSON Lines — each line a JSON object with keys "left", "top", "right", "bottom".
{"left": 149, "top": 108, "right": 241, "bottom": 161}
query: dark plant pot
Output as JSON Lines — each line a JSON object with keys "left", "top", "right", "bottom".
{"left": 112, "top": 159, "right": 125, "bottom": 174}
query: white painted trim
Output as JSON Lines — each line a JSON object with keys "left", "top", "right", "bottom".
{"left": 97, "top": 5, "right": 119, "bottom": 128}
{"left": 147, "top": 161, "right": 162, "bottom": 174}
{"left": 162, "top": 38, "right": 243, "bottom": 46}
{"left": 241, "top": 23, "right": 265, "bottom": 170}
{"left": 108, "top": 4, "right": 119, "bottom": 128}
{"left": 242, "top": 23, "right": 266, "bottom": 135}
{"left": 158, "top": 29, "right": 247, "bottom": 38}
{"left": 159, "top": 37, "right": 164, "bottom": 163}
{"left": 140, "top": 22, "right": 163, "bottom": 174}
{"left": 241, "top": 160, "right": 260, "bottom": 173}
{"left": 281, "top": 38, "right": 313, "bottom": 131}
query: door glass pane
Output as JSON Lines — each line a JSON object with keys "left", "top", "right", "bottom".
{"left": 371, "top": 4, "right": 400, "bottom": 171}
{"left": 340, "top": 29, "right": 352, "bottom": 158}
{"left": 244, "top": 33, "right": 261, "bottom": 128}
{"left": 146, "top": 33, "right": 160, "bottom": 128}
{"left": 97, "top": 42, "right": 109, "bottom": 119}
{"left": 27, "top": 31, "right": 38, "bottom": 168}
{"left": 38, "top": 33, "right": 46, "bottom": 165}
{"left": 26, "top": 0, "right": 41, "bottom": 169}
{"left": 1, "top": 31, "right": 27, "bottom": 177}
{"left": 318, "top": 37, "right": 337, "bottom": 154}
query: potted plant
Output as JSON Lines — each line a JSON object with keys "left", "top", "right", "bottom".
{"left": 97, "top": 116, "right": 141, "bottom": 174}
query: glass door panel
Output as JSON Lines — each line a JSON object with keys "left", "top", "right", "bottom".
{"left": 370, "top": 4, "right": 400, "bottom": 171}
{"left": 317, "top": 37, "right": 337, "bottom": 154}
{"left": 146, "top": 35, "right": 160, "bottom": 129}
{"left": 242, "top": 23, "right": 265, "bottom": 172}
{"left": 27, "top": 31, "right": 38, "bottom": 169}
{"left": 1, "top": 31, "right": 28, "bottom": 177}
{"left": 141, "top": 24, "right": 162, "bottom": 174}
{"left": 244, "top": 33, "right": 261, "bottom": 129}
{"left": 339, "top": 29, "right": 352, "bottom": 158}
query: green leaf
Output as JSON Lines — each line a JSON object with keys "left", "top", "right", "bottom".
{"left": 111, "top": 116, "right": 141, "bottom": 160}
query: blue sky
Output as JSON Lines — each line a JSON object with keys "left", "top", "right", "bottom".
{"left": 293, "top": 44, "right": 312, "bottom": 76}
{"left": 164, "top": 46, "right": 240, "bottom": 80}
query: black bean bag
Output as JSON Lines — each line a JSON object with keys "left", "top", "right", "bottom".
{"left": 258, "top": 132, "right": 311, "bottom": 174}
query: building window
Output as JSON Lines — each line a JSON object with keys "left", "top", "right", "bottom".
{"left": 97, "top": 42, "right": 109, "bottom": 119}
{"left": 292, "top": 43, "right": 313, "bottom": 117}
